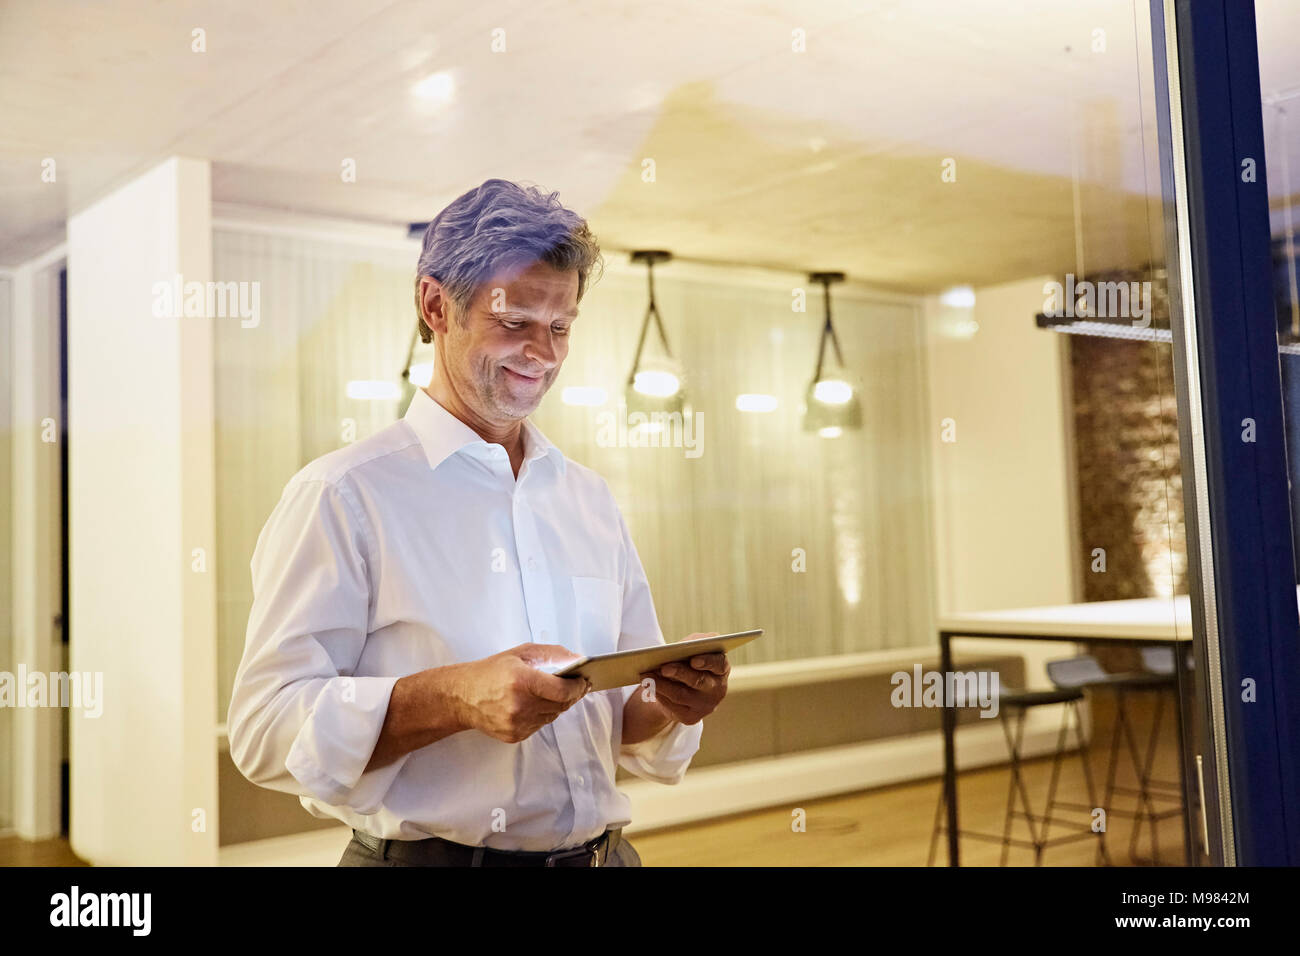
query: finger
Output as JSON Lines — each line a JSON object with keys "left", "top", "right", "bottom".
{"left": 536, "top": 687, "right": 589, "bottom": 721}
{"left": 639, "top": 669, "right": 666, "bottom": 690}
{"left": 535, "top": 703, "right": 571, "bottom": 722}
{"left": 687, "top": 652, "right": 729, "bottom": 675}
{"left": 644, "top": 685, "right": 699, "bottom": 723}
{"left": 649, "top": 676, "right": 705, "bottom": 708}
{"left": 660, "top": 663, "right": 715, "bottom": 691}
{"left": 559, "top": 680, "right": 593, "bottom": 708}
{"left": 526, "top": 670, "right": 591, "bottom": 703}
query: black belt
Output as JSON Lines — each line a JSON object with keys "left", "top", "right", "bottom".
{"left": 351, "top": 827, "right": 622, "bottom": 867}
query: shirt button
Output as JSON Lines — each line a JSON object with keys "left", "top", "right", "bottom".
{"left": 528, "top": 557, "right": 538, "bottom": 571}
{"left": 576, "top": 776, "right": 585, "bottom": 786}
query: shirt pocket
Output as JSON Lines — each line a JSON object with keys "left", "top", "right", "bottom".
{"left": 569, "top": 576, "right": 623, "bottom": 658}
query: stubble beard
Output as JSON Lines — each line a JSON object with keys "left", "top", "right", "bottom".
{"left": 481, "top": 360, "right": 550, "bottom": 420}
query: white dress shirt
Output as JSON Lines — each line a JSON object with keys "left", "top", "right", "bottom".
{"left": 227, "top": 385, "right": 703, "bottom": 851}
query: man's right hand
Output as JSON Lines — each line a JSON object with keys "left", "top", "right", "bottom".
{"left": 452, "top": 643, "right": 591, "bottom": 744}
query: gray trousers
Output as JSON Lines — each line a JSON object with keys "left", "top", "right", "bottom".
{"left": 338, "top": 832, "right": 643, "bottom": 867}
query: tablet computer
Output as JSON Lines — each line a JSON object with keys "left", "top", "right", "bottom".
{"left": 545, "top": 629, "right": 763, "bottom": 692}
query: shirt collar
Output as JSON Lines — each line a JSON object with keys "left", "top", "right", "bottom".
{"left": 404, "top": 385, "right": 567, "bottom": 476}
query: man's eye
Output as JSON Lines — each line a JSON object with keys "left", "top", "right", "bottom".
{"left": 552, "top": 325, "right": 570, "bottom": 336}
{"left": 499, "top": 319, "right": 525, "bottom": 330}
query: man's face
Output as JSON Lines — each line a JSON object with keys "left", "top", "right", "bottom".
{"left": 438, "top": 260, "right": 579, "bottom": 423}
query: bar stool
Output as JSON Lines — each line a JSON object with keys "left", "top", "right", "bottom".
{"left": 1045, "top": 654, "right": 1184, "bottom": 864}
{"left": 927, "top": 683, "right": 1110, "bottom": 866}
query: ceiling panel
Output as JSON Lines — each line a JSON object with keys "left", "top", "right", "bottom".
{"left": 2, "top": 0, "right": 1297, "bottom": 290}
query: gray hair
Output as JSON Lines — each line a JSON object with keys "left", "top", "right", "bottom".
{"left": 413, "top": 179, "right": 604, "bottom": 343}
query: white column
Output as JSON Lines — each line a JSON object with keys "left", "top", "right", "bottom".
{"left": 67, "top": 157, "right": 218, "bottom": 865}
{"left": 7, "top": 249, "right": 64, "bottom": 840}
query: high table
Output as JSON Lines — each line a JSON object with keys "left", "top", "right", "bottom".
{"left": 938, "top": 596, "right": 1196, "bottom": 866}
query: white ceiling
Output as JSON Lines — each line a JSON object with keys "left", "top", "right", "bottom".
{"left": 2, "top": 0, "right": 1298, "bottom": 289}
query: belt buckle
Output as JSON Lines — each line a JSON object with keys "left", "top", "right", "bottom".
{"left": 544, "top": 836, "right": 603, "bottom": 867}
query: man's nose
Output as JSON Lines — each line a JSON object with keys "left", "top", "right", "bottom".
{"left": 523, "top": 323, "right": 561, "bottom": 368}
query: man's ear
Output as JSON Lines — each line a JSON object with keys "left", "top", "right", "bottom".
{"left": 419, "top": 276, "right": 452, "bottom": 335}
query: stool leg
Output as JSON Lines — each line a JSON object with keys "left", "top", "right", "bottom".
{"left": 1068, "top": 698, "right": 1114, "bottom": 867}
{"left": 1135, "top": 689, "right": 1168, "bottom": 865}
{"left": 927, "top": 783, "right": 945, "bottom": 867}
{"left": 1101, "top": 688, "right": 1125, "bottom": 860}
{"left": 1118, "top": 686, "right": 1170, "bottom": 868}
{"left": 1118, "top": 692, "right": 1159, "bottom": 864}
{"left": 1000, "top": 707, "right": 1039, "bottom": 866}
{"left": 999, "top": 713, "right": 1018, "bottom": 867}
{"left": 1039, "top": 701, "right": 1073, "bottom": 858}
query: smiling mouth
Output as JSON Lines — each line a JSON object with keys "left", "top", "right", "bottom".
{"left": 503, "top": 367, "right": 544, "bottom": 384}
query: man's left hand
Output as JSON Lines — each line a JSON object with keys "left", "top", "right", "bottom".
{"left": 640, "top": 636, "right": 729, "bottom": 726}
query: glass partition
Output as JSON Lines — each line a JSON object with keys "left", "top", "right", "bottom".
{"left": 210, "top": 0, "right": 1223, "bottom": 865}
{"left": 1257, "top": 1, "right": 1300, "bottom": 569}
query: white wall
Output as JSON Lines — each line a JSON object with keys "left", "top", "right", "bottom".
{"left": 925, "top": 275, "right": 1078, "bottom": 613}
{"left": 924, "top": 276, "right": 1081, "bottom": 683}
{"left": 67, "top": 157, "right": 219, "bottom": 864}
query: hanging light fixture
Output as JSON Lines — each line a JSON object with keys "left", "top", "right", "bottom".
{"left": 803, "top": 271, "right": 861, "bottom": 435}
{"left": 626, "top": 250, "right": 687, "bottom": 417}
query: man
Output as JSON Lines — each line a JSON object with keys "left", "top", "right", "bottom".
{"left": 227, "top": 178, "right": 730, "bottom": 867}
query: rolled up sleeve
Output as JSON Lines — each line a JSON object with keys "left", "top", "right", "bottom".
{"left": 226, "top": 477, "right": 408, "bottom": 815}
{"left": 610, "top": 504, "right": 703, "bottom": 784}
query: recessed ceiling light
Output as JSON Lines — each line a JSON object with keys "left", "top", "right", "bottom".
{"left": 940, "top": 285, "right": 976, "bottom": 308}
{"left": 412, "top": 71, "right": 455, "bottom": 103}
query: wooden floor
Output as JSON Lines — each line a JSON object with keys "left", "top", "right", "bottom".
{"left": 631, "top": 689, "right": 1190, "bottom": 866}
{"left": 633, "top": 754, "right": 1189, "bottom": 867}
{"left": 1, "top": 764, "right": 1188, "bottom": 868}
{"left": 0, "top": 833, "right": 89, "bottom": 866}
{"left": 3, "top": 696, "right": 1189, "bottom": 867}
